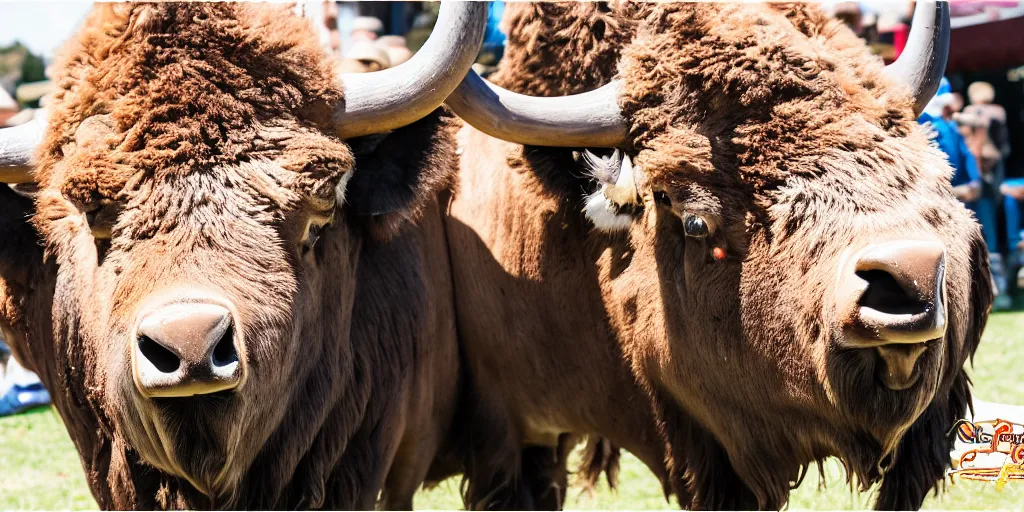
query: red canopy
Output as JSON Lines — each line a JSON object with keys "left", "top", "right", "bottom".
{"left": 889, "top": 0, "right": 1024, "bottom": 72}
{"left": 947, "top": 15, "right": 1024, "bottom": 72}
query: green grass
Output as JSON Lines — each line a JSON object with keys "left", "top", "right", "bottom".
{"left": 3, "top": 311, "right": 1024, "bottom": 510}
{"left": 0, "top": 407, "right": 95, "bottom": 510}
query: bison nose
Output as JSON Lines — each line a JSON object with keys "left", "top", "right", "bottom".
{"left": 132, "top": 303, "right": 243, "bottom": 398}
{"left": 839, "top": 240, "right": 947, "bottom": 390}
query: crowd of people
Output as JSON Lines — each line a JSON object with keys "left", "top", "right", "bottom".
{"left": 917, "top": 77, "right": 1019, "bottom": 310}
{"left": 335, "top": 16, "right": 413, "bottom": 73}
{"left": 334, "top": 2, "right": 505, "bottom": 76}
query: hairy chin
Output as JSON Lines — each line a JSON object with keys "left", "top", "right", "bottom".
{"left": 162, "top": 397, "right": 247, "bottom": 492}
{"left": 122, "top": 392, "right": 247, "bottom": 498}
{"left": 825, "top": 348, "right": 939, "bottom": 441}
{"left": 875, "top": 368, "right": 974, "bottom": 509}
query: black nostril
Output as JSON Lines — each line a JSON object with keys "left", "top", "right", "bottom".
{"left": 856, "top": 269, "right": 926, "bottom": 315}
{"left": 211, "top": 324, "right": 238, "bottom": 367}
{"left": 138, "top": 335, "right": 181, "bottom": 373}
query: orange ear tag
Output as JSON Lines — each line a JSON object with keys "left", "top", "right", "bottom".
{"left": 712, "top": 247, "right": 727, "bottom": 261}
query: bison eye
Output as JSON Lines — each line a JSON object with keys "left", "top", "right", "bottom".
{"left": 85, "top": 206, "right": 118, "bottom": 240}
{"left": 301, "top": 216, "right": 333, "bottom": 256}
{"left": 683, "top": 214, "right": 710, "bottom": 238}
{"left": 653, "top": 191, "right": 672, "bottom": 207}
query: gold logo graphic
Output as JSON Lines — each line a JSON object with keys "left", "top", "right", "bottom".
{"left": 949, "top": 419, "right": 1024, "bottom": 490}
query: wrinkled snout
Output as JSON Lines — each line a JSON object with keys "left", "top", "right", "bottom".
{"left": 839, "top": 240, "right": 947, "bottom": 390}
{"left": 132, "top": 302, "right": 244, "bottom": 398}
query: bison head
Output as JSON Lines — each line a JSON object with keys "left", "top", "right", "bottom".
{"left": 0, "top": 2, "right": 483, "bottom": 503}
{"left": 448, "top": 1, "right": 990, "bottom": 508}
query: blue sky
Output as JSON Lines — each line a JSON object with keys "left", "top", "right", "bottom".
{"left": 0, "top": 2, "right": 94, "bottom": 59}
{"left": 0, "top": 1, "right": 322, "bottom": 61}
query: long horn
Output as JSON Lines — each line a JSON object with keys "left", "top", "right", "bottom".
{"left": 446, "top": 71, "right": 628, "bottom": 148}
{"left": 335, "top": 2, "right": 487, "bottom": 139}
{"left": 0, "top": 116, "right": 44, "bottom": 184}
{"left": 884, "top": 0, "right": 950, "bottom": 116}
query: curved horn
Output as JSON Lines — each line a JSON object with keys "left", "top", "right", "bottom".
{"left": 335, "top": 2, "right": 487, "bottom": 139}
{"left": 0, "top": 115, "right": 44, "bottom": 184}
{"left": 884, "top": 0, "right": 950, "bottom": 116}
{"left": 446, "top": 71, "right": 628, "bottom": 148}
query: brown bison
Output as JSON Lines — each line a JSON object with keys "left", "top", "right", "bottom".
{"left": 0, "top": 2, "right": 485, "bottom": 508}
{"left": 444, "top": 1, "right": 992, "bottom": 509}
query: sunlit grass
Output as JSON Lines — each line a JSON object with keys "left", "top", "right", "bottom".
{"left": 3, "top": 310, "right": 1024, "bottom": 510}
{"left": 0, "top": 407, "right": 94, "bottom": 510}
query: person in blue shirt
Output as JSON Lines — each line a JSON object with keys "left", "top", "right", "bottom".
{"left": 482, "top": 1, "right": 506, "bottom": 60}
{"left": 918, "top": 78, "right": 982, "bottom": 204}
{"left": 473, "top": 1, "right": 505, "bottom": 76}
{"left": 918, "top": 78, "right": 1010, "bottom": 308}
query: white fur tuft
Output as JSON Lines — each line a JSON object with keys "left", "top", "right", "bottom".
{"left": 335, "top": 170, "right": 354, "bottom": 205}
{"left": 584, "top": 190, "right": 633, "bottom": 232}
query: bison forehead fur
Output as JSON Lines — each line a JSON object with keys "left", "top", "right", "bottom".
{"left": 38, "top": 3, "right": 350, "bottom": 209}
{"left": 449, "top": 2, "right": 992, "bottom": 511}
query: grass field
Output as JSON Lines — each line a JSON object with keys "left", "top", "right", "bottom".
{"left": 2, "top": 311, "right": 1024, "bottom": 510}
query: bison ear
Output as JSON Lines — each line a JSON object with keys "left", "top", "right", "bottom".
{"left": 342, "top": 107, "right": 458, "bottom": 242}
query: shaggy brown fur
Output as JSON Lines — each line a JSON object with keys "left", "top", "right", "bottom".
{"left": 2, "top": 3, "right": 463, "bottom": 509}
{"left": 493, "top": 2, "right": 637, "bottom": 97}
{"left": 448, "top": 2, "right": 991, "bottom": 510}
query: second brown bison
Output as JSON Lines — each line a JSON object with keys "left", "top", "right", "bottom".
{"left": 445, "top": 1, "right": 991, "bottom": 509}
